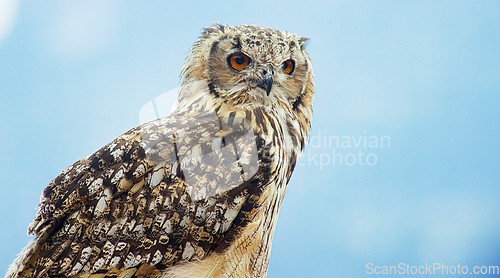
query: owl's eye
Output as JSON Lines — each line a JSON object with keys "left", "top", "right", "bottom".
{"left": 228, "top": 52, "right": 251, "bottom": 71}
{"left": 282, "top": 59, "right": 295, "bottom": 75}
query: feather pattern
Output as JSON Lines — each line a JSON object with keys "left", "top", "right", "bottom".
{"left": 7, "top": 24, "right": 314, "bottom": 278}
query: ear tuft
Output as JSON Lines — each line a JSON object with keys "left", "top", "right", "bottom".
{"left": 298, "top": 36, "right": 310, "bottom": 49}
{"left": 202, "top": 23, "right": 227, "bottom": 38}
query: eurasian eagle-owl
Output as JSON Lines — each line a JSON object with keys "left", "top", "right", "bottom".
{"left": 7, "top": 24, "right": 314, "bottom": 278}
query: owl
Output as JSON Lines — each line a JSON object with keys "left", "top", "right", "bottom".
{"left": 7, "top": 24, "right": 314, "bottom": 278}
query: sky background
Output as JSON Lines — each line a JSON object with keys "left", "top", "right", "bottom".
{"left": 1, "top": 1, "right": 499, "bottom": 277}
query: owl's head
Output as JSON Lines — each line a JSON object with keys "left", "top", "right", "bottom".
{"left": 178, "top": 24, "right": 314, "bottom": 113}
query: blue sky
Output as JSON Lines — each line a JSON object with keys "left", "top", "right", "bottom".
{"left": 1, "top": 1, "right": 499, "bottom": 277}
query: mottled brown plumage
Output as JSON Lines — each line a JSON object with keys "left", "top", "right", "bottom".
{"left": 7, "top": 24, "right": 314, "bottom": 278}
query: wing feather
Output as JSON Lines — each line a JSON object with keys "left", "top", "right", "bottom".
{"left": 16, "top": 110, "right": 263, "bottom": 277}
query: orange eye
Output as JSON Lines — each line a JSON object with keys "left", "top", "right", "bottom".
{"left": 228, "top": 52, "right": 251, "bottom": 71}
{"left": 282, "top": 59, "right": 295, "bottom": 75}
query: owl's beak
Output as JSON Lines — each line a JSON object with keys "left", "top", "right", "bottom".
{"left": 258, "top": 67, "right": 274, "bottom": 96}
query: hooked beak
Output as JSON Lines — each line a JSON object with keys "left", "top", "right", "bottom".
{"left": 257, "top": 67, "right": 274, "bottom": 96}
